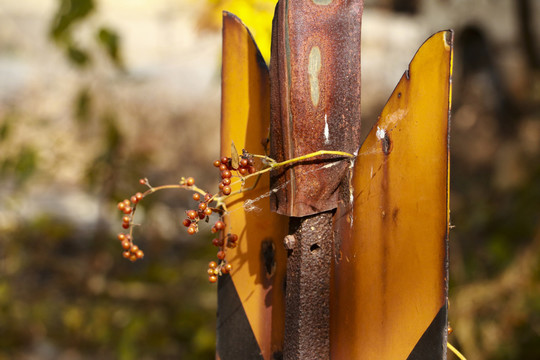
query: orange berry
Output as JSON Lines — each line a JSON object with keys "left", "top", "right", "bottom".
{"left": 117, "top": 233, "right": 126, "bottom": 241}
{"left": 122, "top": 216, "right": 130, "bottom": 224}
{"left": 221, "top": 178, "right": 231, "bottom": 185}
{"left": 122, "top": 251, "right": 131, "bottom": 259}
{"left": 139, "top": 178, "right": 146, "bottom": 185}
{"left": 213, "top": 160, "right": 221, "bottom": 167}
{"left": 222, "top": 186, "right": 231, "bottom": 195}
{"left": 248, "top": 166, "right": 256, "bottom": 174}
{"left": 209, "top": 275, "right": 218, "bottom": 283}
{"left": 225, "top": 263, "right": 233, "bottom": 272}
{"left": 193, "top": 193, "right": 200, "bottom": 201}
{"left": 130, "top": 195, "right": 138, "bottom": 204}
{"left": 214, "top": 220, "right": 225, "bottom": 230}
{"left": 221, "top": 157, "right": 229, "bottom": 165}
{"left": 131, "top": 245, "right": 139, "bottom": 253}
{"left": 135, "top": 250, "right": 144, "bottom": 259}
{"left": 204, "top": 193, "right": 212, "bottom": 202}
{"left": 210, "top": 226, "right": 218, "bottom": 234}
{"left": 187, "top": 225, "right": 197, "bottom": 235}
{"left": 117, "top": 202, "right": 126, "bottom": 211}
{"left": 129, "top": 254, "right": 137, "bottom": 262}
{"left": 238, "top": 168, "right": 248, "bottom": 176}
{"left": 208, "top": 261, "right": 218, "bottom": 269}
{"left": 198, "top": 202, "right": 207, "bottom": 211}
{"left": 240, "top": 158, "right": 249, "bottom": 167}
{"left": 135, "top": 192, "right": 143, "bottom": 201}
{"left": 204, "top": 208, "right": 212, "bottom": 216}
{"left": 123, "top": 206, "right": 132, "bottom": 215}
{"left": 187, "top": 210, "right": 197, "bottom": 220}
{"left": 186, "top": 177, "right": 195, "bottom": 186}
{"left": 229, "top": 234, "right": 239, "bottom": 242}
{"left": 123, "top": 199, "right": 131, "bottom": 206}
{"left": 219, "top": 163, "right": 228, "bottom": 172}
{"left": 122, "top": 240, "right": 131, "bottom": 250}
{"left": 221, "top": 170, "right": 231, "bottom": 179}
{"left": 207, "top": 268, "right": 216, "bottom": 276}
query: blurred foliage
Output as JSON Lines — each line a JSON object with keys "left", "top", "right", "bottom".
{"left": 196, "top": 0, "right": 277, "bottom": 63}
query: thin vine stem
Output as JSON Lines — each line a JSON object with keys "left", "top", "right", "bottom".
{"left": 447, "top": 342, "right": 467, "bottom": 360}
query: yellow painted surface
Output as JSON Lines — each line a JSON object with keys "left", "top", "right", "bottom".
{"left": 220, "top": 12, "right": 288, "bottom": 359}
{"left": 331, "top": 31, "right": 453, "bottom": 358}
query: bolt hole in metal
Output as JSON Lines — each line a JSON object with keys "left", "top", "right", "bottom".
{"left": 310, "top": 243, "right": 321, "bottom": 253}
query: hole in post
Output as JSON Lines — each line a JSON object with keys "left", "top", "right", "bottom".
{"left": 310, "top": 243, "right": 321, "bottom": 253}
{"left": 382, "top": 133, "right": 392, "bottom": 155}
{"left": 261, "top": 239, "right": 276, "bottom": 277}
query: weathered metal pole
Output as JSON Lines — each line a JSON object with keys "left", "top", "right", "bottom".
{"left": 269, "top": 1, "right": 363, "bottom": 358}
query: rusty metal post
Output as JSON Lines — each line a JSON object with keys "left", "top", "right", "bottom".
{"left": 269, "top": 1, "right": 363, "bottom": 359}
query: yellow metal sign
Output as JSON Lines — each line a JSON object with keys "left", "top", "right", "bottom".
{"left": 331, "top": 30, "right": 453, "bottom": 359}
{"left": 218, "top": 12, "right": 288, "bottom": 360}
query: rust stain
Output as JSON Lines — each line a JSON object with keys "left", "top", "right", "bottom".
{"left": 270, "top": 0, "right": 363, "bottom": 217}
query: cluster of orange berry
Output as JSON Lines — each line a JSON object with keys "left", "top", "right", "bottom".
{"left": 213, "top": 155, "right": 256, "bottom": 195}
{"left": 116, "top": 186, "right": 146, "bottom": 261}
{"left": 207, "top": 260, "right": 233, "bottom": 283}
{"left": 116, "top": 151, "right": 257, "bottom": 281}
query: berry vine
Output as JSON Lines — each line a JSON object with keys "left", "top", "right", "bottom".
{"left": 116, "top": 146, "right": 354, "bottom": 283}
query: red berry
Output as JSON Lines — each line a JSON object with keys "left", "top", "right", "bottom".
{"left": 130, "top": 195, "right": 138, "bottom": 204}
{"left": 221, "top": 170, "right": 231, "bottom": 179}
{"left": 214, "top": 220, "right": 225, "bottom": 230}
{"left": 117, "top": 233, "right": 126, "bottom": 241}
{"left": 117, "top": 202, "right": 126, "bottom": 211}
{"left": 187, "top": 210, "right": 197, "bottom": 220}
{"left": 123, "top": 206, "right": 132, "bottom": 215}
{"left": 192, "top": 193, "right": 200, "bottom": 201}
{"left": 211, "top": 226, "right": 218, "bottom": 234}
{"left": 186, "top": 177, "right": 195, "bottom": 186}
{"left": 212, "top": 238, "right": 224, "bottom": 247}
{"left": 122, "top": 240, "right": 131, "bottom": 250}
{"left": 238, "top": 168, "right": 248, "bottom": 176}
{"left": 213, "top": 160, "right": 221, "bottom": 167}
{"left": 240, "top": 158, "right": 249, "bottom": 167}
{"left": 221, "top": 178, "right": 231, "bottom": 185}
{"left": 139, "top": 178, "right": 146, "bottom": 185}
{"left": 198, "top": 202, "right": 207, "bottom": 211}
{"left": 222, "top": 186, "right": 231, "bottom": 195}
{"left": 198, "top": 212, "right": 206, "bottom": 220}
{"left": 123, "top": 199, "right": 131, "bottom": 206}
{"left": 208, "top": 261, "right": 218, "bottom": 269}
{"left": 219, "top": 163, "right": 228, "bottom": 172}
{"left": 122, "top": 223, "right": 130, "bottom": 229}
{"left": 221, "top": 157, "right": 229, "bottom": 165}
{"left": 217, "top": 250, "right": 226, "bottom": 260}
{"left": 248, "top": 166, "right": 256, "bottom": 174}
{"left": 182, "top": 218, "right": 191, "bottom": 227}
{"left": 229, "top": 234, "right": 238, "bottom": 242}
{"left": 204, "top": 193, "right": 212, "bottom": 202}
{"left": 135, "top": 192, "right": 143, "bottom": 201}
{"left": 218, "top": 182, "right": 225, "bottom": 190}
{"left": 204, "top": 208, "right": 212, "bottom": 216}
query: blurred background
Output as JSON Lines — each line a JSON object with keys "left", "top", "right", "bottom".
{"left": 0, "top": 0, "right": 538, "bottom": 359}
